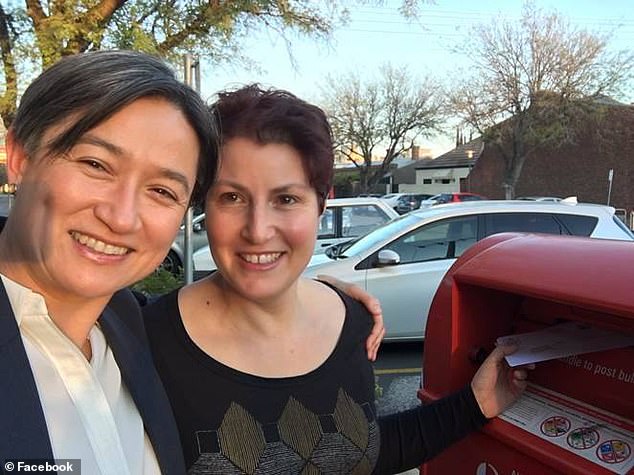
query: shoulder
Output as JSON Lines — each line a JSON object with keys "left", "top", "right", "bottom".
{"left": 99, "top": 289, "right": 146, "bottom": 342}
{"left": 109, "top": 287, "right": 143, "bottom": 313}
{"left": 106, "top": 288, "right": 145, "bottom": 337}
{"left": 141, "top": 287, "right": 183, "bottom": 336}
{"left": 142, "top": 287, "right": 181, "bottom": 316}
{"left": 304, "top": 278, "right": 373, "bottom": 337}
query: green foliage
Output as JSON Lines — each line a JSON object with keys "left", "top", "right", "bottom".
{"left": 0, "top": 0, "right": 346, "bottom": 129}
{"left": 0, "top": 1, "right": 424, "bottom": 129}
{"left": 132, "top": 267, "right": 183, "bottom": 297}
{"left": 374, "top": 375, "right": 383, "bottom": 400}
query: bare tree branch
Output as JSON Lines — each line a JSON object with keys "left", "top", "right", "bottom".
{"left": 450, "top": 3, "right": 634, "bottom": 198}
{"left": 322, "top": 63, "right": 445, "bottom": 192}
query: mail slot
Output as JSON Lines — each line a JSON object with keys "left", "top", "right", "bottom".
{"left": 418, "top": 232, "right": 634, "bottom": 475}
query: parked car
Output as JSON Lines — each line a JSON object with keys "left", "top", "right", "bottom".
{"left": 418, "top": 192, "right": 487, "bottom": 209}
{"left": 192, "top": 197, "right": 399, "bottom": 271}
{"left": 516, "top": 196, "right": 563, "bottom": 202}
{"left": 394, "top": 193, "right": 435, "bottom": 214}
{"left": 161, "top": 213, "right": 208, "bottom": 274}
{"left": 303, "top": 201, "right": 634, "bottom": 341}
{"left": 380, "top": 192, "right": 408, "bottom": 210}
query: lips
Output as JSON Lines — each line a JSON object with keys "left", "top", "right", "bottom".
{"left": 70, "top": 231, "right": 130, "bottom": 256}
{"left": 239, "top": 252, "right": 282, "bottom": 264}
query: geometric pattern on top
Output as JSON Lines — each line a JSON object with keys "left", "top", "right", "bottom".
{"left": 189, "top": 388, "right": 379, "bottom": 474}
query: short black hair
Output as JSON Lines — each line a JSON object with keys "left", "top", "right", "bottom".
{"left": 11, "top": 50, "right": 217, "bottom": 204}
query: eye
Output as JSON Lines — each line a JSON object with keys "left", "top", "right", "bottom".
{"left": 219, "top": 192, "right": 243, "bottom": 204}
{"left": 151, "top": 187, "right": 178, "bottom": 202}
{"left": 277, "top": 194, "right": 299, "bottom": 205}
{"left": 78, "top": 158, "right": 108, "bottom": 172}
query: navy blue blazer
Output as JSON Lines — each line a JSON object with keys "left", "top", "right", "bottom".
{"left": 0, "top": 285, "right": 186, "bottom": 474}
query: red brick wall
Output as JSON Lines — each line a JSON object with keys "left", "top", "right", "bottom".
{"left": 469, "top": 105, "right": 634, "bottom": 212}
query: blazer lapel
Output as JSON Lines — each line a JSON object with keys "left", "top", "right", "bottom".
{"left": 0, "top": 284, "right": 54, "bottom": 459}
{"left": 100, "top": 302, "right": 185, "bottom": 475}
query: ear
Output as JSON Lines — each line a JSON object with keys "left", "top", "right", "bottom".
{"left": 5, "top": 129, "right": 29, "bottom": 184}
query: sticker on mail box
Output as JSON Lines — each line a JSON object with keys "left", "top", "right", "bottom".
{"left": 498, "top": 384, "right": 634, "bottom": 474}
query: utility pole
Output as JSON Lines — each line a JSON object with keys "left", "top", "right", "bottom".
{"left": 607, "top": 168, "right": 614, "bottom": 206}
{"left": 183, "top": 54, "right": 201, "bottom": 284}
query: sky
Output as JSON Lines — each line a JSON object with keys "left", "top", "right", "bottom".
{"left": 198, "top": 0, "right": 634, "bottom": 157}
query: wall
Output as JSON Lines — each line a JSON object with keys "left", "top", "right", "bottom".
{"left": 415, "top": 167, "right": 470, "bottom": 194}
{"left": 469, "top": 105, "right": 634, "bottom": 215}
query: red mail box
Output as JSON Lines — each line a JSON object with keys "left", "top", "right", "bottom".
{"left": 418, "top": 233, "right": 634, "bottom": 475}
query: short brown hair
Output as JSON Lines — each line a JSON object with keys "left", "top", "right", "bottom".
{"left": 211, "top": 84, "right": 333, "bottom": 209}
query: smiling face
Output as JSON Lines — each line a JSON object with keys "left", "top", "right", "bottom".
{"left": 0, "top": 97, "right": 200, "bottom": 304}
{"left": 206, "top": 137, "right": 321, "bottom": 302}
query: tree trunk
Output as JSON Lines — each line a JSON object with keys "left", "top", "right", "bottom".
{"left": 0, "top": 3, "right": 17, "bottom": 128}
{"left": 503, "top": 152, "right": 527, "bottom": 200}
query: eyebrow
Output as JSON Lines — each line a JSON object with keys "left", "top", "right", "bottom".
{"left": 77, "top": 134, "right": 192, "bottom": 194}
{"left": 76, "top": 134, "right": 126, "bottom": 156}
{"left": 157, "top": 167, "right": 192, "bottom": 195}
{"left": 214, "top": 180, "right": 312, "bottom": 194}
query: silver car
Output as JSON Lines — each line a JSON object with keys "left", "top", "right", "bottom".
{"left": 192, "top": 197, "right": 399, "bottom": 271}
{"left": 303, "top": 201, "right": 634, "bottom": 341}
{"left": 161, "top": 213, "right": 209, "bottom": 274}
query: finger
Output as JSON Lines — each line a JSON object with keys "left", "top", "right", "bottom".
{"left": 366, "top": 325, "right": 385, "bottom": 361}
{"left": 513, "top": 378, "right": 528, "bottom": 393}
{"left": 512, "top": 369, "right": 528, "bottom": 381}
{"left": 483, "top": 343, "right": 517, "bottom": 368}
{"left": 494, "top": 343, "right": 519, "bottom": 356}
{"left": 369, "top": 328, "right": 384, "bottom": 361}
{"left": 374, "top": 328, "right": 386, "bottom": 361}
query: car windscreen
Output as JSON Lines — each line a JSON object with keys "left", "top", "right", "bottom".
{"left": 612, "top": 216, "right": 634, "bottom": 239}
{"left": 430, "top": 193, "right": 451, "bottom": 204}
{"left": 339, "top": 213, "right": 423, "bottom": 257}
{"left": 555, "top": 213, "right": 597, "bottom": 236}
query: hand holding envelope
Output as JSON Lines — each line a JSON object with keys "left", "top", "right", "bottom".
{"left": 496, "top": 322, "right": 634, "bottom": 367}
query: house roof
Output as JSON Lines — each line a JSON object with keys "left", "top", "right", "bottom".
{"left": 415, "top": 137, "right": 483, "bottom": 170}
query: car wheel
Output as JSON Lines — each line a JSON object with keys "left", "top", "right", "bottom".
{"left": 160, "top": 250, "right": 182, "bottom": 275}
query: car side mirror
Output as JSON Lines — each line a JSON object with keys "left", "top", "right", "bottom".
{"left": 376, "top": 249, "right": 400, "bottom": 266}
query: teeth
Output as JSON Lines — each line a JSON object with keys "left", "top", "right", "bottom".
{"left": 241, "top": 253, "right": 281, "bottom": 264}
{"left": 71, "top": 232, "right": 129, "bottom": 256}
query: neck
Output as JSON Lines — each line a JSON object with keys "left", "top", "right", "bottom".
{"left": 0, "top": 257, "right": 109, "bottom": 353}
{"left": 45, "top": 295, "right": 109, "bottom": 352}
{"left": 210, "top": 275, "right": 305, "bottom": 337}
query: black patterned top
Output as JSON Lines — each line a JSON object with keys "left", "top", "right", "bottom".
{"left": 143, "top": 285, "right": 486, "bottom": 474}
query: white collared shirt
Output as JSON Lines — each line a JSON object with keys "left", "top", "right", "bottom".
{"left": 2, "top": 274, "right": 161, "bottom": 474}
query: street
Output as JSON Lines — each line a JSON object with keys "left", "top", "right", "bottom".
{"left": 374, "top": 342, "right": 424, "bottom": 475}
{"left": 373, "top": 342, "right": 423, "bottom": 417}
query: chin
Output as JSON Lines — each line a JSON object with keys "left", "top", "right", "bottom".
{"left": 232, "top": 279, "right": 292, "bottom": 302}
{"left": 64, "top": 276, "right": 133, "bottom": 301}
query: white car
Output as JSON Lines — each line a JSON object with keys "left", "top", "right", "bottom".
{"left": 161, "top": 213, "right": 208, "bottom": 275}
{"left": 380, "top": 193, "right": 407, "bottom": 209}
{"left": 192, "top": 197, "right": 399, "bottom": 271}
{"left": 303, "top": 201, "right": 634, "bottom": 341}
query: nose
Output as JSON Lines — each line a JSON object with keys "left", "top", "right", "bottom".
{"left": 94, "top": 183, "right": 142, "bottom": 234}
{"left": 240, "top": 202, "right": 275, "bottom": 244}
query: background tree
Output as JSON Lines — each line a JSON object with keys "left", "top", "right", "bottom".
{"left": 0, "top": 0, "right": 370, "bottom": 129}
{"left": 322, "top": 63, "right": 445, "bottom": 193}
{"left": 450, "top": 2, "right": 634, "bottom": 198}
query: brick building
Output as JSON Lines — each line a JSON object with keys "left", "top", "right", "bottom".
{"left": 467, "top": 103, "right": 634, "bottom": 225}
